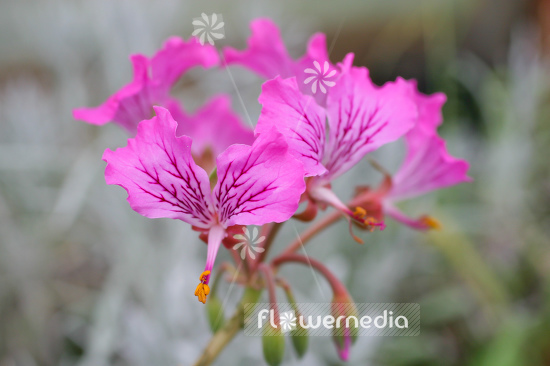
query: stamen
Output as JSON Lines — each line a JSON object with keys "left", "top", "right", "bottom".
{"left": 419, "top": 215, "right": 441, "bottom": 230}
{"left": 353, "top": 207, "right": 367, "bottom": 218}
{"left": 195, "top": 270, "right": 211, "bottom": 304}
{"left": 353, "top": 207, "right": 385, "bottom": 232}
{"left": 347, "top": 207, "right": 386, "bottom": 243}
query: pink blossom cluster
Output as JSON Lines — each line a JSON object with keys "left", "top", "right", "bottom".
{"left": 74, "top": 18, "right": 470, "bottom": 362}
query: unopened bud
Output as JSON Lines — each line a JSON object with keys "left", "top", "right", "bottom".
{"left": 290, "top": 314, "right": 308, "bottom": 358}
{"left": 262, "top": 324, "right": 285, "bottom": 366}
{"left": 331, "top": 294, "right": 359, "bottom": 361}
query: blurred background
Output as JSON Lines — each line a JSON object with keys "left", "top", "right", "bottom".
{"left": 1, "top": 0, "right": 549, "bottom": 365}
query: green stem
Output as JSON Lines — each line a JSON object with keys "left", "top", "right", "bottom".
{"left": 193, "top": 287, "right": 262, "bottom": 366}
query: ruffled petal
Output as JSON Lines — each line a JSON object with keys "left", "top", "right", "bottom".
{"left": 150, "top": 36, "right": 219, "bottom": 95}
{"left": 222, "top": 18, "right": 294, "bottom": 79}
{"left": 257, "top": 77, "right": 327, "bottom": 177}
{"left": 388, "top": 83, "right": 471, "bottom": 201}
{"left": 103, "top": 106, "right": 215, "bottom": 228}
{"left": 388, "top": 130, "right": 471, "bottom": 201}
{"left": 213, "top": 128, "right": 306, "bottom": 227}
{"left": 406, "top": 80, "right": 446, "bottom": 135}
{"left": 74, "top": 37, "right": 219, "bottom": 135}
{"left": 322, "top": 70, "right": 417, "bottom": 181}
{"left": 73, "top": 55, "right": 152, "bottom": 134}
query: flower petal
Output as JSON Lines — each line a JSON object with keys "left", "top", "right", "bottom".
{"left": 222, "top": 18, "right": 294, "bottom": 79}
{"left": 257, "top": 77, "right": 328, "bottom": 177}
{"left": 74, "top": 37, "right": 219, "bottom": 135}
{"left": 213, "top": 128, "right": 306, "bottom": 227}
{"left": 388, "top": 83, "right": 470, "bottom": 201}
{"left": 170, "top": 95, "right": 254, "bottom": 158}
{"left": 103, "top": 106, "right": 215, "bottom": 228}
{"left": 73, "top": 55, "right": 152, "bottom": 134}
{"left": 150, "top": 37, "right": 219, "bottom": 93}
{"left": 323, "top": 71, "right": 417, "bottom": 181}
{"left": 388, "top": 130, "right": 471, "bottom": 201}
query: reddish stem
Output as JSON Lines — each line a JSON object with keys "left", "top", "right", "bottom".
{"left": 272, "top": 254, "right": 348, "bottom": 297}
{"left": 278, "top": 211, "right": 342, "bottom": 258}
{"left": 252, "top": 222, "right": 283, "bottom": 272}
{"left": 259, "top": 263, "right": 279, "bottom": 317}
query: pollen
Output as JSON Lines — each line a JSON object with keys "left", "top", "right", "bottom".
{"left": 352, "top": 207, "right": 385, "bottom": 232}
{"left": 420, "top": 215, "right": 441, "bottom": 230}
{"left": 353, "top": 207, "right": 367, "bottom": 218}
{"left": 195, "top": 270, "right": 211, "bottom": 304}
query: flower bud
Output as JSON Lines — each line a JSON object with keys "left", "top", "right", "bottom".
{"left": 289, "top": 315, "right": 308, "bottom": 358}
{"left": 331, "top": 294, "right": 359, "bottom": 361}
{"left": 283, "top": 288, "right": 308, "bottom": 358}
{"left": 262, "top": 323, "right": 285, "bottom": 366}
{"left": 205, "top": 294, "right": 225, "bottom": 332}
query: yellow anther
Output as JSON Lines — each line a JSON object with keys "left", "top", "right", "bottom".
{"left": 420, "top": 215, "right": 441, "bottom": 230}
{"left": 195, "top": 271, "right": 212, "bottom": 304}
{"left": 353, "top": 207, "right": 367, "bottom": 218}
{"left": 199, "top": 270, "right": 211, "bottom": 282}
{"left": 364, "top": 216, "right": 377, "bottom": 224}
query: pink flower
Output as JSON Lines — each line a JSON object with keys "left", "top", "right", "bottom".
{"left": 353, "top": 81, "right": 471, "bottom": 230}
{"left": 256, "top": 59, "right": 418, "bottom": 240}
{"left": 103, "top": 106, "right": 305, "bottom": 303}
{"left": 382, "top": 81, "right": 472, "bottom": 229}
{"left": 223, "top": 18, "right": 338, "bottom": 105}
{"left": 73, "top": 37, "right": 218, "bottom": 134}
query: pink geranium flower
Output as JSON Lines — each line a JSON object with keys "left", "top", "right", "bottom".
{"left": 352, "top": 81, "right": 472, "bottom": 230}
{"left": 223, "top": 18, "right": 337, "bottom": 105}
{"left": 103, "top": 107, "right": 305, "bottom": 303}
{"left": 73, "top": 37, "right": 218, "bottom": 134}
{"left": 256, "top": 57, "right": 418, "bottom": 241}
